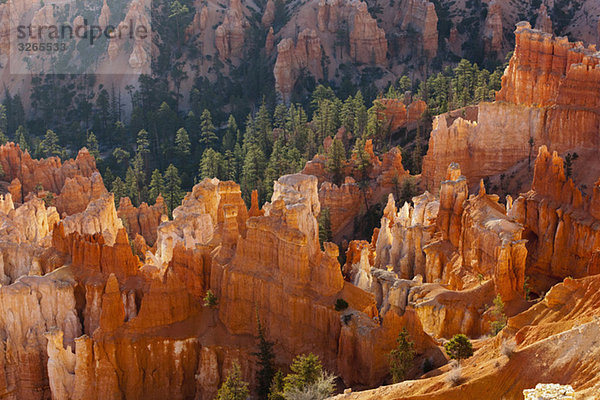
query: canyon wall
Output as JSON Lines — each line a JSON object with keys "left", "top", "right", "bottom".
{"left": 423, "top": 22, "right": 600, "bottom": 192}
{"left": 1, "top": 123, "right": 600, "bottom": 398}
{"left": 508, "top": 146, "right": 600, "bottom": 282}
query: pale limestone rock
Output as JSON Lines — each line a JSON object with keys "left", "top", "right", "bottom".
{"left": 60, "top": 193, "right": 123, "bottom": 246}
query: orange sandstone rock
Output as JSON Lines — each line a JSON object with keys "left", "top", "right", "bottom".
{"left": 117, "top": 195, "right": 166, "bottom": 246}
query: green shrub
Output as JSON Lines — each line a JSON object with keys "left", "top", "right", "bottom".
{"left": 334, "top": 298, "right": 348, "bottom": 311}
{"left": 389, "top": 328, "right": 415, "bottom": 383}
{"left": 444, "top": 334, "right": 473, "bottom": 365}
{"left": 203, "top": 289, "right": 218, "bottom": 308}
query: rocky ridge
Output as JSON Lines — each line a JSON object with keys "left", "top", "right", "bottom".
{"left": 423, "top": 22, "right": 600, "bottom": 193}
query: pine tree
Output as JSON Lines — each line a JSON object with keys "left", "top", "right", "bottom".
{"left": 389, "top": 328, "right": 415, "bottom": 383}
{"left": 326, "top": 138, "right": 346, "bottom": 186}
{"left": 203, "top": 289, "right": 219, "bottom": 307}
{"left": 148, "top": 169, "right": 164, "bottom": 204}
{"left": 268, "top": 370, "right": 285, "bottom": 400}
{"left": 136, "top": 129, "right": 151, "bottom": 156}
{"left": 15, "top": 125, "right": 29, "bottom": 152}
{"left": 352, "top": 137, "right": 372, "bottom": 181}
{"left": 318, "top": 208, "right": 333, "bottom": 246}
{"left": 223, "top": 150, "right": 237, "bottom": 182}
{"left": 135, "top": 129, "right": 151, "bottom": 178}
{"left": 241, "top": 144, "right": 266, "bottom": 203}
{"left": 353, "top": 91, "right": 368, "bottom": 137}
{"left": 474, "top": 69, "right": 491, "bottom": 103}
{"left": 175, "top": 127, "right": 191, "bottom": 156}
{"left": 111, "top": 177, "right": 128, "bottom": 207}
{"left": 39, "top": 129, "right": 63, "bottom": 158}
{"left": 86, "top": 132, "right": 100, "bottom": 161}
{"left": 263, "top": 140, "right": 286, "bottom": 199}
{"left": 353, "top": 137, "right": 372, "bottom": 210}
{"left": 311, "top": 84, "right": 337, "bottom": 110}
{"left": 287, "top": 104, "right": 309, "bottom": 154}
{"left": 198, "top": 148, "right": 224, "bottom": 180}
{"left": 199, "top": 109, "right": 217, "bottom": 149}
{"left": 125, "top": 167, "right": 140, "bottom": 206}
{"left": 222, "top": 115, "right": 238, "bottom": 151}
{"left": 216, "top": 363, "right": 249, "bottom": 400}
{"left": 282, "top": 353, "right": 324, "bottom": 394}
{"left": 366, "top": 102, "right": 386, "bottom": 146}
{"left": 253, "top": 312, "right": 276, "bottom": 399}
{"left": 255, "top": 102, "right": 273, "bottom": 156}
{"left": 273, "top": 103, "right": 288, "bottom": 132}
{"left": 111, "top": 177, "right": 128, "bottom": 206}
{"left": 163, "top": 164, "right": 184, "bottom": 216}
{"left": 444, "top": 334, "right": 473, "bottom": 366}
{"left": 397, "top": 75, "right": 412, "bottom": 95}
{"left": 340, "top": 95, "right": 356, "bottom": 133}
{"left": 490, "top": 294, "right": 507, "bottom": 335}
{"left": 112, "top": 147, "right": 131, "bottom": 169}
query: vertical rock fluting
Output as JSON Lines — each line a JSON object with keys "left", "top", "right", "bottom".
{"left": 423, "top": 23, "right": 600, "bottom": 191}
{"left": 483, "top": 0, "right": 503, "bottom": 55}
{"left": 349, "top": 2, "right": 387, "bottom": 64}
{"left": 396, "top": 0, "right": 438, "bottom": 57}
{"left": 535, "top": 4, "right": 553, "bottom": 34}
{"left": 508, "top": 146, "right": 600, "bottom": 280}
{"left": 117, "top": 195, "right": 167, "bottom": 246}
{"left": 215, "top": 0, "right": 246, "bottom": 61}
{"left": 0, "top": 144, "right": 103, "bottom": 215}
{"left": 274, "top": 30, "right": 323, "bottom": 102}
{"left": 0, "top": 272, "right": 81, "bottom": 400}
{"left": 317, "top": 0, "right": 341, "bottom": 33}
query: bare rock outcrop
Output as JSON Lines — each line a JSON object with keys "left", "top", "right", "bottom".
{"left": 349, "top": 2, "right": 387, "bottom": 64}
{"left": 0, "top": 143, "right": 105, "bottom": 215}
{"left": 215, "top": 0, "right": 246, "bottom": 61}
{"left": 483, "top": 0, "right": 503, "bottom": 55}
{"left": 0, "top": 271, "right": 81, "bottom": 400}
{"left": 375, "top": 98, "right": 427, "bottom": 132}
{"left": 274, "top": 29, "right": 323, "bottom": 101}
{"left": 535, "top": 4, "right": 553, "bottom": 34}
{"left": 424, "top": 23, "right": 600, "bottom": 192}
{"left": 261, "top": 0, "right": 275, "bottom": 27}
{"left": 396, "top": 0, "right": 438, "bottom": 57}
{"left": 508, "top": 146, "right": 600, "bottom": 282}
{"left": 117, "top": 195, "right": 167, "bottom": 246}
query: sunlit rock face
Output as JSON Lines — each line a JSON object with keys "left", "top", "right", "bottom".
{"left": 0, "top": 143, "right": 105, "bottom": 214}
{"left": 423, "top": 22, "right": 600, "bottom": 193}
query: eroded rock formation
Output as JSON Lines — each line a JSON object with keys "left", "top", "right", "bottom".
{"left": 350, "top": 2, "right": 387, "bottom": 64}
{"left": 0, "top": 144, "right": 100, "bottom": 208}
{"left": 483, "top": 0, "right": 503, "bottom": 55}
{"left": 395, "top": 0, "right": 438, "bottom": 57}
{"left": 117, "top": 195, "right": 167, "bottom": 246}
{"left": 274, "top": 29, "right": 324, "bottom": 101}
{"left": 375, "top": 98, "right": 427, "bottom": 132}
{"left": 215, "top": 0, "right": 247, "bottom": 61}
{"left": 423, "top": 22, "right": 600, "bottom": 192}
{"left": 302, "top": 139, "right": 410, "bottom": 239}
